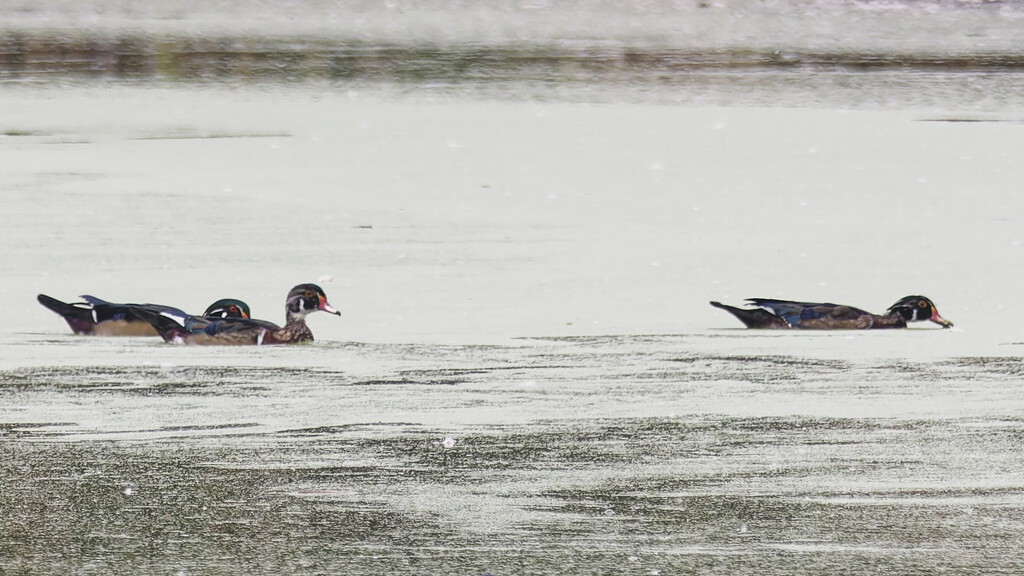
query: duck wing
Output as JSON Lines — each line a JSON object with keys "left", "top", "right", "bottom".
{"left": 132, "top": 304, "right": 282, "bottom": 345}
{"left": 746, "top": 298, "right": 872, "bottom": 329}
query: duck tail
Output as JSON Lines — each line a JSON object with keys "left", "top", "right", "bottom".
{"left": 710, "top": 300, "right": 787, "bottom": 329}
{"left": 37, "top": 294, "right": 95, "bottom": 334}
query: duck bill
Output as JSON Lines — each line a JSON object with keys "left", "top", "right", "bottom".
{"left": 930, "top": 308, "right": 953, "bottom": 328}
{"left": 317, "top": 295, "right": 341, "bottom": 316}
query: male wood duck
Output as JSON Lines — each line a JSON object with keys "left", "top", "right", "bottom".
{"left": 202, "top": 299, "right": 252, "bottom": 319}
{"left": 133, "top": 283, "right": 340, "bottom": 345}
{"left": 710, "top": 295, "right": 954, "bottom": 330}
{"left": 37, "top": 294, "right": 251, "bottom": 336}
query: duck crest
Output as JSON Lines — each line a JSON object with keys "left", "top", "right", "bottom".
{"left": 204, "top": 299, "right": 251, "bottom": 319}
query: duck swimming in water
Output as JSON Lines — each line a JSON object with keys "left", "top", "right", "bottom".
{"left": 710, "top": 295, "right": 953, "bottom": 330}
{"left": 133, "top": 283, "right": 340, "bottom": 345}
{"left": 37, "top": 294, "right": 251, "bottom": 336}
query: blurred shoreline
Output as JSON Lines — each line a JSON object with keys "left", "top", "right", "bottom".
{"left": 2, "top": 1, "right": 1024, "bottom": 108}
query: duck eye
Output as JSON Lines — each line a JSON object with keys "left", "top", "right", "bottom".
{"left": 304, "top": 290, "right": 314, "bottom": 299}
{"left": 918, "top": 300, "right": 928, "bottom": 308}
{"left": 229, "top": 306, "right": 238, "bottom": 313}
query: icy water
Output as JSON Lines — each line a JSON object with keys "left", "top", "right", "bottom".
{"left": 4, "top": 2, "right": 1024, "bottom": 575}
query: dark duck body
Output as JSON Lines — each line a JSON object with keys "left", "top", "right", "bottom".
{"left": 37, "top": 294, "right": 250, "bottom": 336}
{"left": 134, "top": 283, "right": 340, "bottom": 346}
{"left": 710, "top": 295, "right": 953, "bottom": 330}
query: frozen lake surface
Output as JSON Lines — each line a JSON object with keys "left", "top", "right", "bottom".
{"left": 4, "top": 335, "right": 1024, "bottom": 574}
{"left": 3, "top": 1, "right": 1024, "bottom": 574}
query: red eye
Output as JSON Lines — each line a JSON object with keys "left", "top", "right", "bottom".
{"left": 229, "top": 306, "right": 238, "bottom": 313}
{"left": 918, "top": 300, "right": 928, "bottom": 308}
{"left": 305, "top": 290, "right": 314, "bottom": 299}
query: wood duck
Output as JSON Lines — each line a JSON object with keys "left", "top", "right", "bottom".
{"left": 202, "top": 299, "right": 253, "bottom": 319}
{"left": 37, "top": 294, "right": 251, "bottom": 336}
{"left": 710, "top": 295, "right": 954, "bottom": 330}
{"left": 134, "top": 283, "right": 340, "bottom": 345}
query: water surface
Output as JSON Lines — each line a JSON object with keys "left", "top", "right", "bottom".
{"left": 3, "top": 2, "right": 1024, "bottom": 574}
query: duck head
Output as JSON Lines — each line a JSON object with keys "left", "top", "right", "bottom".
{"left": 887, "top": 295, "right": 953, "bottom": 328}
{"left": 203, "top": 299, "right": 251, "bottom": 319}
{"left": 286, "top": 283, "right": 340, "bottom": 321}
